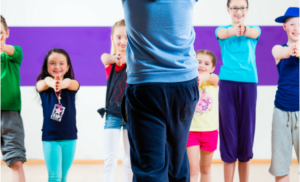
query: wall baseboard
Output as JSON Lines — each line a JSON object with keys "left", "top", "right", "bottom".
{"left": 1, "top": 159, "right": 298, "bottom": 165}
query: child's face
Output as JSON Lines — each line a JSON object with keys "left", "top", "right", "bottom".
{"left": 227, "top": 0, "right": 248, "bottom": 24}
{"left": 47, "top": 52, "right": 69, "bottom": 79}
{"left": 284, "top": 17, "right": 300, "bottom": 42}
{"left": 0, "top": 23, "right": 9, "bottom": 42}
{"left": 111, "top": 26, "right": 127, "bottom": 53}
{"left": 197, "top": 54, "right": 215, "bottom": 74}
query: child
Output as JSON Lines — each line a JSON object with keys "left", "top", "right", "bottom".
{"left": 269, "top": 7, "right": 299, "bottom": 182}
{"left": 187, "top": 50, "right": 219, "bottom": 182}
{"left": 36, "top": 48, "right": 79, "bottom": 182}
{"left": 215, "top": 0, "right": 261, "bottom": 181}
{"left": 1, "top": 15, "right": 26, "bottom": 182}
{"left": 99, "top": 19, "right": 133, "bottom": 182}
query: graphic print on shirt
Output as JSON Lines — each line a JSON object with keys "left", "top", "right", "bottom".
{"left": 195, "top": 88, "right": 213, "bottom": 116}
{"left": 109, "top": 70, "right": 127, "bottom": 107}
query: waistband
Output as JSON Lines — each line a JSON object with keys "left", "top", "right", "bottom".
{"left": 127, "top": 77, "right": 198, "bottom": 88}
{"left": 220, "top": 80, "right": 257, "bottom": 85}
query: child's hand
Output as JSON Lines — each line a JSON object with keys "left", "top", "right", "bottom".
{"left": 115, "top": 52, "right": 126, "bottom": 66}
{"left": 198, "top": 72, "right": 210, "bottom": 86}
{"left": 114, "top": 53, "right": 122, "bottom": 66}
{"left": 0, "top": 34, "right": 5, "bottom": 53}
{"left": 45, "top": 76, "right": 55, "bottom": 90}
{"left": 240, "top": 24, "right": 246, "bottom": 36}
{"left": 54, "top": 75, "right": 62, "bottom": 92}
{"left": 291, "top": 44, "right": 299, "bottom": 57}
{"left": 234, "top": 24, "right": 243, "bottom": 37}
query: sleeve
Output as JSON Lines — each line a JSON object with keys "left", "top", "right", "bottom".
{"left": 105, "top": 65, "right": 112, "bottom": 79}
{"left": 8, "top": 46, "right": 23, "bottom": 65}
{"left": 251, "top": 26, "right": 261, "bottom": 41}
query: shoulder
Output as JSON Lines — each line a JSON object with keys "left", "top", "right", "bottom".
{"left": 272, "top": 45, "right": 284, "bottom": 54}
{"left": 67, "top": 79, "right": 80, "bottom": 92}
{"left": 273, "top": 44, "right": 284, "bottom": 49}
{"left": 69, "top": 79, "right": 80, "bottom": 92}
{"left": 249, "top": 25, "right": 261, "bottom": 35}
{"left": 12, "top": 45, "right": 23, "bottom": 58}
{"left": 216, "top": 25, "right": 231, "bottom": 30}
{"left": 249, "top": 25, "right": 261, "bottom": 30}
{"left": 13, "top": 45, "right": 23, "bottom": 52}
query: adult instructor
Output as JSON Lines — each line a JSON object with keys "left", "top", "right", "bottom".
{"left": 122, "top": 1, "right": 200, "bottom": 181}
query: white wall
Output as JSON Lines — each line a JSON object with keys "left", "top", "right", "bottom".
{"left": 2, "top": 0, "right": 298, "bottom": 160}
{"left": 2, "top": 0, "right": 299, "bottom": 26}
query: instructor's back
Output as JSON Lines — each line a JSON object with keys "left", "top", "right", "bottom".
{"left": 122, "top": 0, "right": 199, "bottom": 182}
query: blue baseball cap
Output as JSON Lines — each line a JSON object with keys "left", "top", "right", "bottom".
{"left": 275, "top": 7, "right": 299, "bottom": 23}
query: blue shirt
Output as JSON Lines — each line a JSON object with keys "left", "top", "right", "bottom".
{"left": 215, "top": 25, "right": 261, "bottom": 83}
{"left": 122, "top": 0, "right": 198, "bottom": 84}
{"left": 275, "top": 44, "right": 299, "bottom": 112}
{"left": 39, "top": 88, "right": 78, "bottom": 141}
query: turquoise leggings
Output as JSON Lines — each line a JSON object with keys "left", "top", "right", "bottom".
{"left": 43, "top": 140, "right": 76, "bottom": 182}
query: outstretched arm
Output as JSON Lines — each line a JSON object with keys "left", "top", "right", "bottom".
{"left": 207, "top": 74, "right": 219, "bottom": 88}
{"left": 60, "top": 78, "right": 80, "bottom": 91}
{"left": 101, "top": 53, "right": 117, "bottom": 68}
{"left": 101, "top": 53, "right": 125, "bottom": 67}
{"left": 36, "top": 77, "right": 55, "bottom": 92}
{"left": 217, "top": 27, "right": 237, "bottom": 39}
{"left": 0, "top": 35, "right": 14, "bottom": 56}
{"left": 243, "top": 26, "right": 260, "bottom": 39}
{"left": 272, "top": 44, "right": 298, "bottom": 64}
{"left": 36, "top": 76, "right": 79, "bottom": 92}
{"left": 198, "top": 72, "right": 210, "bottom": 86}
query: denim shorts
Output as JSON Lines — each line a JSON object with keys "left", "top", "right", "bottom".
{"left": 104, "top": 114, "right": 128, "bottom": 130}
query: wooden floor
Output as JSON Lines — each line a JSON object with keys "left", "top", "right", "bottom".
{"left": 1, "top": 163, "right": 299, "bottom": 182}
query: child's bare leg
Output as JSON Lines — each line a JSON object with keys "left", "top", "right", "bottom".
{"left": 199, "top": 149, "right": 214, "bottom": 182}
{"left": 10, "top": 161, "right": 25, "bottom": 182}
{"left": 238, "top": 161, "right": 250, "bottom": 182}
{"left": 224, "top": 162, "right": 235, "bottom": 182}
{"left": 275, "top": 175, "right": 289, "bottom": 182}
{"left": 187, "top": 146, "right": 200, "bottom": 182}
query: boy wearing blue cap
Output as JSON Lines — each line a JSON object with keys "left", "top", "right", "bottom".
{"left": 269, "top": 7, "right": 299, "bottom": 182}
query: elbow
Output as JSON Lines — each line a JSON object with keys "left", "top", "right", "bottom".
{"left": 217, "top": 34, "right": 226, "bottom": 39}
{"left": 100, "top": 54, "right": 106, "bottom": 62}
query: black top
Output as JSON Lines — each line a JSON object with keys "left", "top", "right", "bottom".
{"left": 104, "top": 64, "right": 127, "bottom": 118}
{"left": 39, "top": 88, "right": 78, "bottom": 141}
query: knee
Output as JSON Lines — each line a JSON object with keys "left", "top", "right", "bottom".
{"left": 10, "top": 161, "right": 23, "bottom": 170}
{"left": 104, "top": 157, "right": 118, "bottom": 170}
{"left": 200, "top": 164, "right": 211, "bottom": 175}
{"left": 189, "top": 165, "right": 200, "bottom": 177}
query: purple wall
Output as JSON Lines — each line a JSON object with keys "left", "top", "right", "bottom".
{"left": 7, "top": 26, "right": 286, "bottom": 86}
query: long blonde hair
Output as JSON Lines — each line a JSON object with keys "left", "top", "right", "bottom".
{"left": 110, "top": 19, "right": 126, "bottom": 55}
